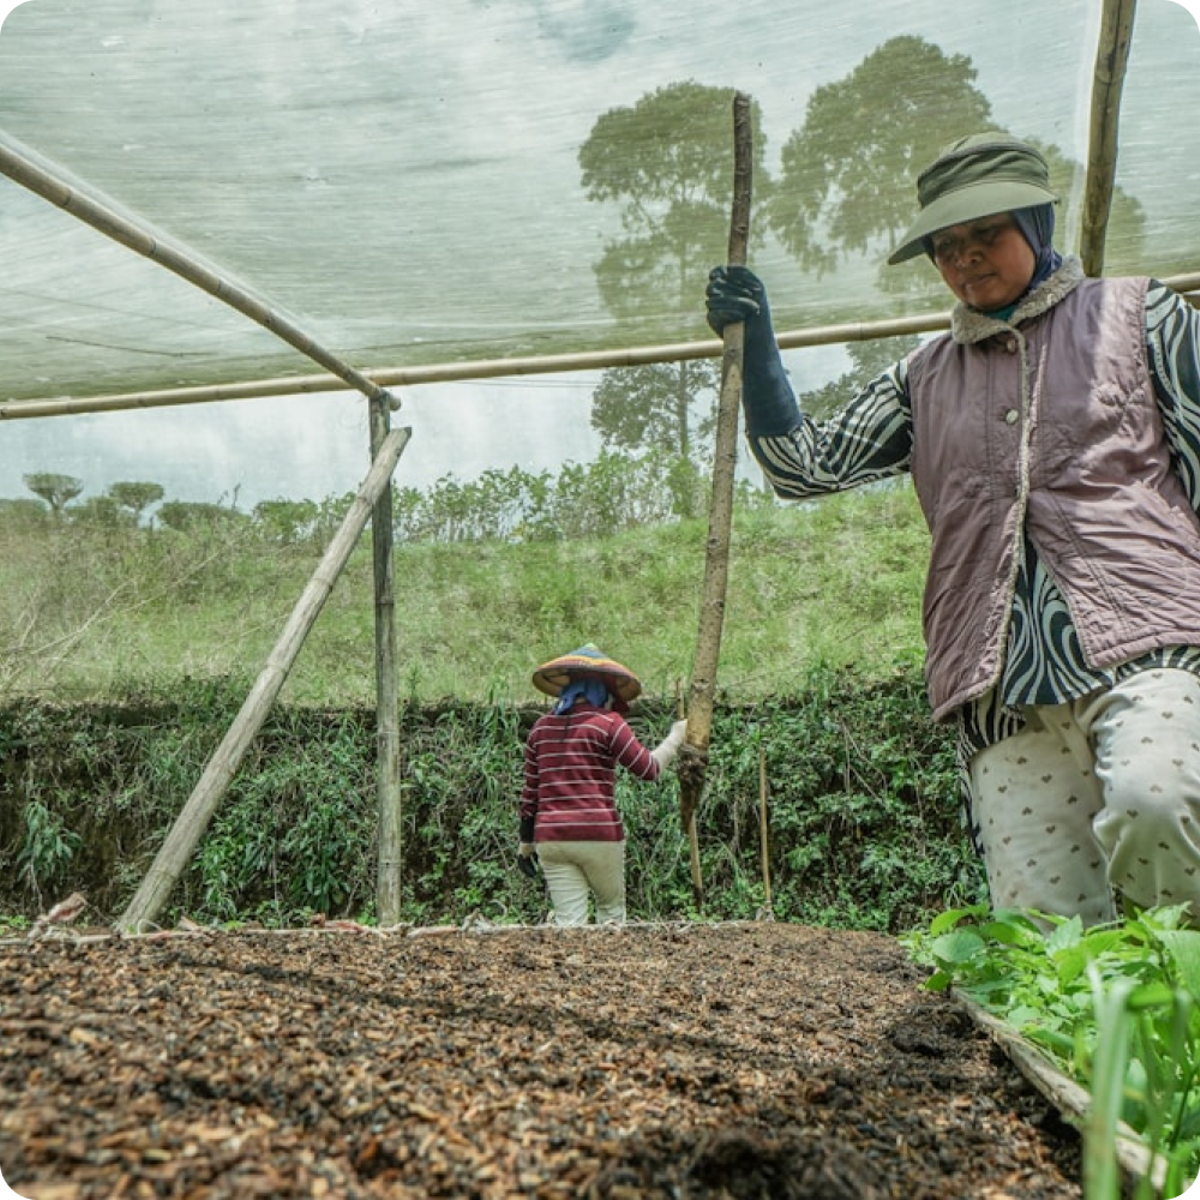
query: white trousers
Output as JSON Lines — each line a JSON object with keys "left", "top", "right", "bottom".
{"left": 537, "top": 840, "right": 626, "bottom": 926}
{"left": 968, "top": 668, "right": 1200, "bottom": 925}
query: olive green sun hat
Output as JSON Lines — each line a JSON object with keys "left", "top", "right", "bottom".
{"left": 887, "top": 133, "right": 1059, "bottom": 265}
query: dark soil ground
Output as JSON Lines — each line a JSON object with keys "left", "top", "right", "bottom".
{"left": 0, "top": 921, "right": 1083, "bottom": 1199}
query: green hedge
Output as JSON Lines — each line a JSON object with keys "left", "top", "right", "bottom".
{"left": 0, "top": 664, "right": 985, "bottom": 933}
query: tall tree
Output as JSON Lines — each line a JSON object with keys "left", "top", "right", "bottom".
{"left": 579, "top": 82, "right": 769, "bottom": 507}
{"left": 23, "top": 472, "right": 82, "bottom": 514}
{"left": 768, "top": 36, "right": 993, "bottom": 286}
{"left": 108, "top": 481, "right": 165, "bottom": 524}
{"left": 590, "top": 361, "right": 718, "bottom": 459}
{"left": 768, "top": 36, "right": 1144, "bottom": 293}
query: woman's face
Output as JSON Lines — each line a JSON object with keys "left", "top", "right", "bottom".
{"left": 930, "top": 214, "right": 1036, "bottom": 310}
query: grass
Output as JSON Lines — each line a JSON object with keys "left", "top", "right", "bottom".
{"left": 0, "top": 481, "right": 930, "bottom": 707}
{"left": 0, "top": 481, "right": 963, "bottom": 934}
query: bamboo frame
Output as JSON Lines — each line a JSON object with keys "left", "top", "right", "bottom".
{"left": 117, "top": 428, "right": 412, "bottom": 934}
{"left": 0, "top": 129, "right": 417, "bottom": 931}
{"left": 0, "top": 129, "right": 400, "bottom": 415}
{"left": 370, "top": 397, "right": 404, "bottom": 927}
{"left": 2, "top": 272, "right": 1197, "bottom": 423}
{"left": 1080, "top": 0, "right": 1138, "bottom": 277}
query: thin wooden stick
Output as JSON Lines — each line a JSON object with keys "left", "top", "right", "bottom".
{"left": 678, "top": 92, "right": 754, "bottom": 908}
{"left": 3, "top": 273, "right": 1198, "bottom": 422}
{"left": 116, "top": 427, "right": 412, "bottom": 934}
{"left": 1080, "top": 0, "right": 1138, "bottom": 277}
{"left": 758, "top": 743, "right": 772, "bottom": 915}
{"left": 0, "top": 129, "right": 400, "bottom": 413}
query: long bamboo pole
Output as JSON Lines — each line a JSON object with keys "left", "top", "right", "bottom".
{"left": 677, "top": 93, "right": 754, "bottom": 908}
{"left": 1080, "top": 0, "right": 1138, "bottom": 278}
{"left": 370, "top": 397, "right": 404, "bottom": 927}
{"left": 0, "top": 129, "right": 400, "bottom": 414}
{"left": 3, "top": 273, "right": 1199, "bottom": 422}
{"left": 116, "top": 427, "right": 412, "bottom": 934}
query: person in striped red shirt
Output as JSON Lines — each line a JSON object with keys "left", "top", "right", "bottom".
{"left": 519, "top": 644, "right": 687, "bottom": 926}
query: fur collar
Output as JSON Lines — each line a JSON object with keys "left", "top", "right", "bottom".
{"left": 951, "top": 256, "right": 1087, "bottom": 345}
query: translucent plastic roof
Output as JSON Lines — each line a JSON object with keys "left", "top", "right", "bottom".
{"left": 0, "top": 0, "right": 1198, "bottom": 409}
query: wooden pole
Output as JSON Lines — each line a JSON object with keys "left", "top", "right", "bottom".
{"left": 758, "top": 743, "right": 772, "bottom": 916}
{"left": 1080, "top": 0, "right": 1138, "bottom": 277}
{"left": 369, "top": 399, "right": 404, "bottom": 927}
{"left": 678, "top": 92, "right": 754, "bottom": 908}
{"left": 116, "top": 427, "right": 412, "bottom": 934}
{"left": 3, "top": 273, "right": 1199, "bottom": 422}
{"left": 0, "top": 129, "right": 400, "bottom": 415}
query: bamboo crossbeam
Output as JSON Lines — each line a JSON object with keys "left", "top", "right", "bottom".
{"left": 0, "top": 129, "right": 400, "bottom": 414}
{"left": 115, "top": 426, "right": 412, "bottom": 935}
{"left": 3, "top": 272, "right": 1197, "bottom": 423}
{"left": 1080, "top": 0, "right": 1138, "bottom": 277}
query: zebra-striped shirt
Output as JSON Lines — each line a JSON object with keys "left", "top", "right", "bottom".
{"left": 748, "top": 281, "right": 1200, "bottom": 751}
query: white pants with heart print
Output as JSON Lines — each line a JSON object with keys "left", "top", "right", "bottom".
{"left": 968, "top": 668, "right": 1200, "bottom": 925}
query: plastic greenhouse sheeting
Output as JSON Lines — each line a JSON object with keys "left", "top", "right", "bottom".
{"left": 0, "top": 0, "right": 1198, "bottom": 409}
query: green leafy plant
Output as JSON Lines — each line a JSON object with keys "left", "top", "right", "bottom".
{"left": 905, "top": 904, "right": 1200, "bottom": 1196}
{"left": 0, "top": 661, "right": 974, "bottom": 933}
{"left": 16, "top": 798, "right": 82, "bottom": 904}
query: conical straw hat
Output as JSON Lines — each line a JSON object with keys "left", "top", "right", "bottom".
{"left": 531, "top": 643, "right": 642, "bottom": 702}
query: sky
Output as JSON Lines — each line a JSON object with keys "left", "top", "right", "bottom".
{"left": 0, "top": 0, "right": 1198, "bottom": 511}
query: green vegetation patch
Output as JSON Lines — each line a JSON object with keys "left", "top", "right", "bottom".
{"left": 0, "top": 663, "right": 979, "bottom": 933}
{"left": 906, "top": 905, "right": 1200, "bottom": 1196}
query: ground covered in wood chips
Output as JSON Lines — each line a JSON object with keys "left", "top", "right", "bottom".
{"left": 0, "top": 921, "right": 1082, "bottom": 1199}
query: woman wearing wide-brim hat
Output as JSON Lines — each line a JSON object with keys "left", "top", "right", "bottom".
{"left": 519, "top": 644, "right": 686, "bottom": 926}
{"left": 706, "top": 132, "right": 1200, "bottom": 927}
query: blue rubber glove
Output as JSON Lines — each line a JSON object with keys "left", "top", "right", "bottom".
{"left": 705, "top": 265, "right": 801, "bottom": 438}
{"left": 705, "top": 263, "right": 766, "bottom": 333}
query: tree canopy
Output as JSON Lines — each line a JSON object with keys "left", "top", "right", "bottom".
{"left": 23, "top": 473, "right": 83, "bottom": 514}
{"left": 579, "top": 80, "right": 769, "bottom": 323}
{"left": 768, "top": 36, "right": 993, "bottom": 279}
{"left": 765, "top": 35, "right": 1145, "bottom": 295}
{"left": 579, "top": 83, "right": 770, "bottom": 497}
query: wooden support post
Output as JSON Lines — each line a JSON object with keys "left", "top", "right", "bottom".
{"left": 115, "top": 428, "right": 412, "bottom": 934}
{"left": 758, "top": 743, "right": 772, "bottom": 916}
{"left": 1080, "top": 0, "right": 1137, "bottom": 277}
{"left": 678, "top": 92, "right": 754, "bottom": 909}
{"left": 370, "top": 398, "right": 404, "bottom": 927}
